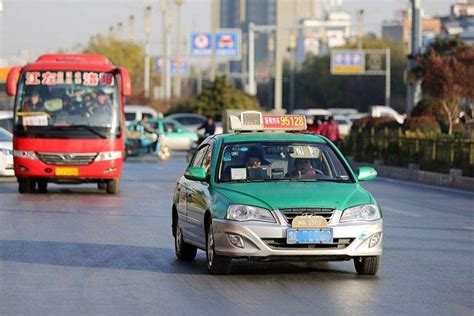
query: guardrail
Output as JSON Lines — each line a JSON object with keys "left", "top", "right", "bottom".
{"left": 343, "top": 129, "right": 474, "bottom": 177}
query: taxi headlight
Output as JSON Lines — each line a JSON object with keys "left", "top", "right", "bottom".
{"left": 1, "top": 148, "right": 13, "bottom": 155}
{"left": 340, "top": 204, "right": 380, "bottom": 223}
{"left": 95, "top": 151, "right": 122, "bottom": 161}
{"left": 13, "top": 150, "right": 38, "bottom": 160}
{"left": 227, "top": 204, "right": 275, "bottom": 223}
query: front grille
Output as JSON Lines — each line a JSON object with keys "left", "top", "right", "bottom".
{"left": 36, "top": 152, "right": 97, "bottom": 165}
{"left": 263, "top": 238, "right": 354, "bottom": 250}
{"left": 280, "top": 208, "right": 335, "bottom": 224}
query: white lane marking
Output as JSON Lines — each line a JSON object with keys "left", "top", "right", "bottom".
{"left": 383, "top": 206, "right": 421, "bottom": 217}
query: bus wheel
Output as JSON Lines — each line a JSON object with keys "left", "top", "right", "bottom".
{"left": 18, "top": 178, "right": 33, "bottom": 194}
{"left": 106, "top": 179, "right": 120, "bottom": 194}
{"left": 98, "top": 182, "right": 107, "bottom": 190}
{"left": 38, "top": 180, "right": 48, "bottom": 193}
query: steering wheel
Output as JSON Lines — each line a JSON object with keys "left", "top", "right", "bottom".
{"left": 305, "top": 168, "right": 324, "bottom": 175}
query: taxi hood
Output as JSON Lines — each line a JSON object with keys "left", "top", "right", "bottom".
{"left": 213, "top": 181, "right": 373, "bottom": 211}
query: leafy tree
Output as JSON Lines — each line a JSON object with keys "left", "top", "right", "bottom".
{"left": 168, "top": 76, "right": 261, "bottom": 120}
{"left": 414, "top": 37, "right": 474, "bottom": 135}
{"left": 82, "top": 35, "right": 145, "bottom": 95}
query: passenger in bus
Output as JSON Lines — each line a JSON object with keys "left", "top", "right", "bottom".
{"left": 22, "top": 91, "right": 44, "bottom": 112}
{"left": 81, "top": 93, "right": 95, "bottom": 118}
{"left": 92, "top": 89, "right": 112, "bottom": 115}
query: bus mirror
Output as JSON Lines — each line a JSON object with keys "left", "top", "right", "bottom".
{"left": 119, "top": 67, "right": 132, "bottom": 96}
{"left": 6, "top": 66, "right": 21, "bottom": 96}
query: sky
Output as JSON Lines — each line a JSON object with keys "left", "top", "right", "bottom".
{"left": 0, "top": 0, "right": 452, "bottom": 64}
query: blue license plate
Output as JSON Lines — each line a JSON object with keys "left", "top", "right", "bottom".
{"left": 287, "top": 228, "right": 333, "bottom": 244}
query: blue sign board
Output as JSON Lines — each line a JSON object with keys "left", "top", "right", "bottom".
{"left": 215, "top": 30, "right": 241, "bottom": 59}
{"left": 154, "top": 56, "right": 189, "bottom": 75}
{"left": 331, "top": 50, "right": 365, "bottom": 74}
{"left": 191, "top": 32, "right": 212, "bottom": 57}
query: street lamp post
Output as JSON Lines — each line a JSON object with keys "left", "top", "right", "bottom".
{"left": 161, "top": 0, "right": 172, "bottom": 101}
{"left": 173, "top": 0, "right": 184, "bottom": 98}
{"left": 406, "top": 0, "right": 422, "bottom": 116}
{"left": 144, "top": 5, "right": 152, "bottom": 98}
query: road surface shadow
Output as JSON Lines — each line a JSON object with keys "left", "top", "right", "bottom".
{"left": 0, "top": 240, "right": 359, "bottom": 277}
{"left": 0, "top": 240, "right": 206, "bottom": 275}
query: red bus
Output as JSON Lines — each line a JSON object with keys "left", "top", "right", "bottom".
{"left": 6, "top": 54, "right": 131, "bottom": 194}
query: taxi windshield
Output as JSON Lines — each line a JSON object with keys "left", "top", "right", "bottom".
{"left": 14, "top": 70, "right": 119, "bottom": 138}
{"left": 218, "top": 142, "right": 352, "bottom": 183}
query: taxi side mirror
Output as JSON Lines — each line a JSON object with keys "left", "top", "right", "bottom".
{"left": 185, "top": 167, "right": 207, "bottom": 181}
{"left": 356, "top": 167, "right": 377, "bottom": 181}
{"left": 6, "top": 66, "right": 21, "bottom": 96}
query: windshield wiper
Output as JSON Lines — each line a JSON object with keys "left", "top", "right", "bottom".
{"left": 64, "top": 125, "right": 108, "bottom": 139}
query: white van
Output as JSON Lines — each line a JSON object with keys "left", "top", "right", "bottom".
{"left": 370, "top": 106, "right": 405, "bottom": 124}
{"left": 124, "top": 105, "right": 159, "bottom": 125}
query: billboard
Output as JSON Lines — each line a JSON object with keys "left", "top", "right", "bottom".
{"left": 331, "top": 50, "right": 364, "bottom": 75}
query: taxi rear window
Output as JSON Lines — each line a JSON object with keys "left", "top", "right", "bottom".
{"left": 217, "top": 142, "right": 352, "bottom": 183}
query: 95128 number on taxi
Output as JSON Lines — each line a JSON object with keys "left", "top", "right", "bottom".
{"left": 172, "top": 112, "right": 383, "bottom": 275}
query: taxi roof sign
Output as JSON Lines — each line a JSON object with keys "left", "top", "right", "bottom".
{"left": 229, "top": 111, "right": 307, "bottom": 131}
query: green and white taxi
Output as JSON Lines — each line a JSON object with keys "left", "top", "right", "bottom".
{"left": 172, "top": 112, "right": 382, "bottom": 275}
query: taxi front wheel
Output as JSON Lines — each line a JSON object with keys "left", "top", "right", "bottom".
{"left": 354, "top": 256, "right": 381, "bottom": 275}
{"left": 206, "top": 220, "right": 232, "bottom": 275}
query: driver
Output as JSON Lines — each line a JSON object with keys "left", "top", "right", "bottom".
{"left": 292, "top": 158, "right": 317, "bottom": 176}
{"left": 22, "top": 90, "right": 44, "bottom": 112}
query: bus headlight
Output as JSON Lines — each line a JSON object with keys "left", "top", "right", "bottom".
{"left": 95, "top": 151, "right": 122, "bottom": 161}
{"left": 13, "top": 150, "right": 38, "bottom": 160}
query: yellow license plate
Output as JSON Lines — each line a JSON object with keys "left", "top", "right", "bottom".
{"left": 55, "top": 167, "right": 79, "bottom": 176}
{"left": 292, "top": 215, "right": 328, "bottom": 228}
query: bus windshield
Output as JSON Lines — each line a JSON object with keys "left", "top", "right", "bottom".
{"left": 14, "top": 70, "right": 120, "bottom": 138}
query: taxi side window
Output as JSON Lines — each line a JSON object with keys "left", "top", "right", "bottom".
{"left": 201, "top": 142, "right": 215, "bottom": 175}
{"left": 190, "top": 146, "right": 208, "bottom": 168}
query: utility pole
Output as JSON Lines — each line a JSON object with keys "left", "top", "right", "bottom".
{"left": 247, "top": 23, "right": 257, "bottom": 95}
{"left": 288, "top": 32, "right": 297, "bottom": 113}
{"left": 144, "top": 5, "right": 152, "bottom": 98}
{"left": 274, "top": 1, "right": 283, "bottom": 112}
{"left": 173, "top": 0, "right": 184, "bottom": 98}
{"left": 117, "top": 21, "right": 125, "bottom": 41}
{"left": 406, "top": 0, "right": 422, "bottom": 116}
{"left": 385, "top": 48, "right": 391, "bottom": 106}
{"left": 109, "top": 26, "right": 115, "bottom": 37}
{"left": 210, "top": 0, "right": 219, "bottom": 81}
{"left": 128, "top": 15, "right": 135, "bottom": 42}
{"left": 161, "top": 0, "right": 172, "bottom": 101}
{"left": 357, "top": 9, "right": 364, "bottom": 51}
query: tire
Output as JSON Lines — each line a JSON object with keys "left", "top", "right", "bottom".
{"left": 174, "top": 221, "right": 197, "bottom": 261}
{"left": 18, "top": 178, "right": 33, "bottom": 194}
{"left": 206, "top": 219, "right": 232, "bottom": 275}
{"left": 106, "top": 179, "right": 120, "bottom": 194}
{"left": 354, "top": 256, "right": 381, "bottom": 275}
{"left": 98, "top": 182, "right": 107, "bottom": 190}
{"left": 38, "top": 180, "right": 48, "bottom": 193}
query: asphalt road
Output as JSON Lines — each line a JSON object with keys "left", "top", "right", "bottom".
{"left": 1, "top": 153, "right": 473, "bottom": 315}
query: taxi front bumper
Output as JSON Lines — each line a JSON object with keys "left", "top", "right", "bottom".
{"left": 212, "top": 211, "right": 383, "bottom": 260}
